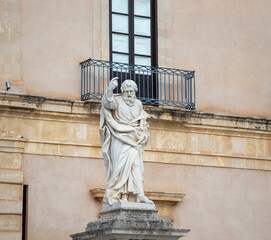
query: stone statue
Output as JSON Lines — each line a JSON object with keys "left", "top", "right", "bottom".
{"left": 99, "top": 77, "right": 153, "bottom": 205}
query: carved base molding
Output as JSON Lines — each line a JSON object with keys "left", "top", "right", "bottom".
{"left": 70, "top": 202, "right": 190, "bottom": 240}
{"left": 90, "top": 188, "right": 185, "bottom": 221}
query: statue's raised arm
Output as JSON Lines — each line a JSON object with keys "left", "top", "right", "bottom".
{"left": 102, "top": 77, "right": 119, "bottom": 110}
{"left": 99, "top": 78, "right": 153, "bottom": 206}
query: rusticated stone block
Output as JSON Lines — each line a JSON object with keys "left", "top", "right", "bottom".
{"left": 0, "top": 183, "right": 21, "bottom": 200}
{"left": 0, "top": 215, "right": 20, "bottom": 231}
{"left": 0, "top": 200, "right": 22, "bottom": 214}
{"left": 0, "top": 169, "right": 23, "bottom": 184}
{"left": 0, "top": 232, "right": 21, "bottom": 240}
{"left": 0, "top": 152, "right": 21, "bottom": 169}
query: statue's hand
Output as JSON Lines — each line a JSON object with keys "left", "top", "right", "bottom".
{"left": 109, "top": 77, "right": 119, "bottom": 90}
{"left": 138, "top": 134, "right": 148, "bottom": 145}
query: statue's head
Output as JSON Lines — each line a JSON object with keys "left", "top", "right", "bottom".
{"left": 120, "top": 80, "right": 138, "bottom": 93}
{"left": 120, "top": 80, "right": 137, "bottom": 106}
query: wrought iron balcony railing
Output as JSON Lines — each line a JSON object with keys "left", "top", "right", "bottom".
{"left": 80, "top": 58, "right": 195, "bottom": 109}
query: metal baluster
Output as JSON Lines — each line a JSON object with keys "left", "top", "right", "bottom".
{"left": 134, "top": 67, "right": 137, "bottom": 97}
{"left": 81, "top": 65, "right": 83, "bottom": 100}
{"left": 160, "top": 71, "right": 162, "bottom": 104}
{"left": 120, "top": 64, "right": 123, "bottom": 90}
{"left": 164, "top": 71, "right": 166, "bottom": 103}
{"left": 143, "top": 68, "right": 145, "bottom": 103}
{"left": 185, "top": 74, "right": 187, "bottom": 103}
{"left": 173, "top": 73, "right": 175, "bottom": 104}
{"left": 86, "top": 64, "right": 89, "bottom": 99}
{"left": 147, "top": 68, "right": 149, "bottom": 101}
{"left": 102, "top": 63, "right": 105, "bottom": 95}
{"left": 190, "top": 75, "right": 192, "bottom": 106}
{"left": 89, "top": 62, "right": 92, "bottom": 97}
{"left": 107, "top": 62, "right": 110, "bottom": 87}
{"left": 169, "top": 73, "right": 171, "bottom": 103}
{"left": 98, "top": 65, "right": 100, "bottom": 95}
{"left": 193, "top": 73, "right": 196, "bottom": 108}
{"left": 177, "top": 75, "right": 179, "bottom": 104}
{"left": 84, "top": 66, "right": 86, "bottom": 99}
{"left": 116, "top": 64, "right": 119, "bottom": 93}
{"left": 156, "top": 69, "right": 158, "bottom": 105}
{"left": 125, "top": 64, "right": 127, "bottom": 80}
{"left": 181, "top": 74, "right": 183, "bottom": 103}
{"left": 151, "top": 69, "right": 154, "bottom": 101}
{"left": 93, "top": 63, "right": 96, "bottom": 97}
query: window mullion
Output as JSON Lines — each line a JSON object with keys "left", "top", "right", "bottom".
{"left": 129, "top": 0, "right": 134, "bottom": 65}
{"left": 152, "top": 0, "right": 157, "bottom": 67}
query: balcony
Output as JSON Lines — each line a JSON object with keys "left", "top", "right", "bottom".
{"left": 80, "top": 58, "right": 195, "bottom": 109}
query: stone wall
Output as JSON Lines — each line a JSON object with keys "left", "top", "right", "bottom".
{"left": 1, "top": 0, "right": 269, "bottom": 117}
{"left": 1, "top": 92, "right": 270, "bottom": 171}
{"left": 0, "top": 91, "right": 271, "bottom": 239}
{"left": 0, "top": 0, "right": 23, "bottom": 93}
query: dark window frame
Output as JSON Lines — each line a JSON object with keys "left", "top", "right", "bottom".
{"left": 109, "top": 0, "right": 157, "bottom": 67}
{"left": 22, "top": 185, "right": 28, "bottom": 240}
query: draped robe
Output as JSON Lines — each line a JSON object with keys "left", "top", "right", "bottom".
{"left": 99, "top": 90, "right": 149, "bottom": 205}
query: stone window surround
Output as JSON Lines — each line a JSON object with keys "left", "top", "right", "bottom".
{"left": 90, "top": 0, "right": 173, "bottom": 67}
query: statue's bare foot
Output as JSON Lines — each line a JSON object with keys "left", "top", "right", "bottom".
{"left": 137, "top": 194, "right": 154, "bottom": 204}
{"left": 120, "top": 193, "right": 128, "bottom": 203}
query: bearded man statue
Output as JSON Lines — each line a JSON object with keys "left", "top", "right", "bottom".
{"left": 99, "top": 77, "right": 153, "bottom": 205}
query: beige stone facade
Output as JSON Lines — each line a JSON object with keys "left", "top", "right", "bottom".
{"left": 0, "top": 138, "right": 23, "bottom": 240}
{"left": 0, "top": 92, "right": 270, "bottom": 239}
{"left": 0, "top": 0, "right": 23, "bottom": 93}
{"left": 0, "top": 0, "right": 271, "bottom": 240}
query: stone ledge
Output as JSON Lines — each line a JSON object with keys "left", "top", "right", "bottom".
{"left": 1, "top": 92, "right": 270, "bottom": 131}
{"left": 102, "top": 202, "right": 157, "bottom": 212}
{"left": 90, "top": 188, "right": 185, "bottom": 221}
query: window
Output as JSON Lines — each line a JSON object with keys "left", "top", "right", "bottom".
{"left": 110, "top": 0, "right": 157, "bottom": 67}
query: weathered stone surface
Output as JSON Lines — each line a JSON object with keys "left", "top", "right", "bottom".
{"left": 0, "top": 183, "right": 21, "bottom": 200}
{"left": 0, "top": 200, "right": 22, "bottom": 214}
{"left": 70, "top": 203, "right": 190, "bottom": 240}
{"left": 0, "top": 215, "right": 20, "bottom": 231}
{"left": 0, "top": 232, "right": 21, "bottom": 240}
{"left": 0, "top": 0, "right": 21, "bottom": 84}
{"left": 1, "top": 92, "right": 270, "bottom": 171}
{"left": 0, "top": 169, "right": 23, "bottom": 184}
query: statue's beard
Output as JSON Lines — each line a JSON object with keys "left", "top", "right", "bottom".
{"left": 122, "top": 95, "right": 136, "bottom": 106}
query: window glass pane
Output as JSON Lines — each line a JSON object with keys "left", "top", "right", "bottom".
{"left": 112, "top": 0, "right": 128, "bottom": 14}
{"left": 113, "top": 34, "right": 129, "bottom": 53}
{"left": 134, "top": 36, "right": 150, "bottom": 55}
{"left": 112, "top": 14, "right": 128, "bottom": 33}
{"left": 134, "top": 0, "right": 150, "bottom": 17}
{"left": 112, "top": 53, "right": 129, "bottom": 64}
{"left": 135, "top": 56, "right": 151, "bottom": 66}
{"left": 134, "top": 17, "right": 150, "bottom": 36}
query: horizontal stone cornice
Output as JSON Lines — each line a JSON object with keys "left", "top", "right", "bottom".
{"left": 0, "top": 92, "right": 271, "bottom": 131}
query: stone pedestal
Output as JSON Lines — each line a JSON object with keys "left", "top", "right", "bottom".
{"left": 70, "top": 202, "right": 190, "bottom": 240}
